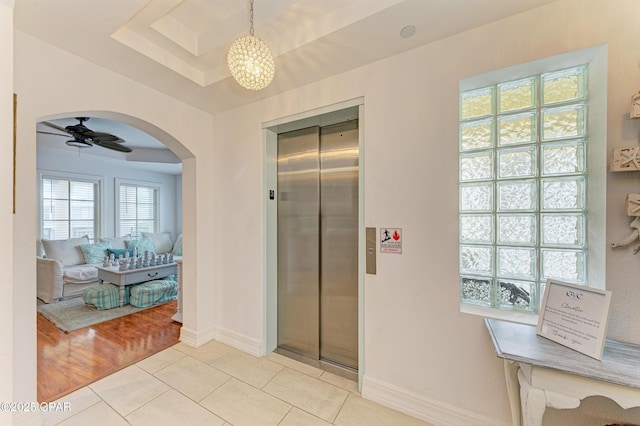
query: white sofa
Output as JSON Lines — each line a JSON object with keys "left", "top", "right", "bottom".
{"left": 37, "top": 232, "right": 182, "bottom": 303}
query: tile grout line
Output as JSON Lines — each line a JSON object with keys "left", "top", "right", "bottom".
{"left": 84, "top": 385, "right": 132, "bottom": 426}
{"left": 331, "top": 388, "right": 353, "bottom": 425}
{"left": 54, "top": 343, "right": 364, "bottom": 426}
{"left": 260, "top": 366, "right": 352, "bottom": 425}
{"left": 146, "top": 352, "right": 236, "bottom": 423}
{"left": 122, "top": 387, "right": 174, "bottom": 424}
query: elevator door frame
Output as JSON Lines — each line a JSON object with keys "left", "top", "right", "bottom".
{"left": 262, "top": 99, "right": 365, "bottom": 390}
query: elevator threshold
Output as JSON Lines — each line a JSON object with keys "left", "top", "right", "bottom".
{"left": 274, "top": 348, "right": 358, "bottom": 383}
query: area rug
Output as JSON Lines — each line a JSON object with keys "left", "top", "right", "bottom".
{"left": 37, "top": 297, "right": 148, "bottom": 333}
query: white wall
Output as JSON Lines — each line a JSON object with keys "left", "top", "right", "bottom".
{"left": 210, "top": 0, "right": 640, "bottom": 424}
{"left": 10, "top": 0, "right": 640, "bottom": 425}
{"left": 13, "top": 29, "right": 216, "bottom": 407}
{"left": 36, "top": 145, "right": 181, "bottom": 243}
{"left": 175, "top": 174, "right": 183, "bottom": 237}
{"left": 1, "top": 1, "right": 14, "bottom": 425}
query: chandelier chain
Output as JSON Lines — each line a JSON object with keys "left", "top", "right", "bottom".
{"left": 249, "top": 0, "right": 255, "bottom": 36}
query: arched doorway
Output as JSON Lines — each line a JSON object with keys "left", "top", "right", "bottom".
{"left": 30, "top": 110, "right": 199, "bottom": 400}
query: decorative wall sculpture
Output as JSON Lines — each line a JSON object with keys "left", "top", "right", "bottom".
{"left": 612, "top": 147, "right": 640, "bottom": 172}
{"left": 610, "top": 193, "right": 640, "bottom": 254}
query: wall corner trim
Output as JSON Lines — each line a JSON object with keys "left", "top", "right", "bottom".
{"left": 179, "top": 325, "right": 216, "bottom": 348}
{"left": 179, "top": 325, "right": 261, "bottom": 357}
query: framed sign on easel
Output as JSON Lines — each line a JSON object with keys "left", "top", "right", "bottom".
{"left": 537, "top": 279, "right": 612, "bottom": 360}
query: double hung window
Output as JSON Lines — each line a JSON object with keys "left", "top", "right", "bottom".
{"left": 41, "top": 175, "right": 100, "bottom": 241}
{"left": 116, "top": 179, "right": 160, "bottom": 238}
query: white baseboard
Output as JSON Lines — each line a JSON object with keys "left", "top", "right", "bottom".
{"left": 362, "top": 375, "right": 507, "bottom": 426}
{"left": 179, "top": 324, "right": 262, "bottom": 357}
{"left": 211, "top": 326, "right": 262, "bottom": 357}
{"left": 179, "top": 325, "right": 215, "bottom": 348}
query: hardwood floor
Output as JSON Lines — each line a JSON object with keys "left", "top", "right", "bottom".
{"left": 37, "top": 300, "right": 181, "bottom": 403}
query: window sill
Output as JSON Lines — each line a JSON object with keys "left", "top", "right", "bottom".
{"left": 460, "top": 303, "right": 538, "bottom": 326}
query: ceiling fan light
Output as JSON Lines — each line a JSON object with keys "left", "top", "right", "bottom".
{"left": 66, "top": 139, "right": 92, "bottom": 148}
{"left": 227, "top": 35, "right": 275, "bottom": 90}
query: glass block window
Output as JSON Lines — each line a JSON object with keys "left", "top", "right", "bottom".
{"left": 41, "top": 176, "right": 100, "bottom": 241}
{"left": 116, "top": 179, "right": 160, "bottom": 238}
{"left": 459, "top": 65, "right": 588, "bottom": 315}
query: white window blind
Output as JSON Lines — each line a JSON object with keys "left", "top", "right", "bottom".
{"left": 117, "top": 181, "right": 159, "bottom": 238}
{"left": 41, "top": 176, "right": 99, "bottom": 240}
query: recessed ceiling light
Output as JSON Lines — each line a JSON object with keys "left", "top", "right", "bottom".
{"left": 400, "top": 25, "right": 416, "bottom": 38}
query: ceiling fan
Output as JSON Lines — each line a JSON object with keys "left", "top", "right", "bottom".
{"left": 39, "top": 117, "right": 132, "bottom": 153}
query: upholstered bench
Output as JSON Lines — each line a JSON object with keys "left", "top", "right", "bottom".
{"left": 83, "top": 284, "right": 130, "bottom": 310}
{"left": 129, "top": 279, "right": 177, "bottom": 308}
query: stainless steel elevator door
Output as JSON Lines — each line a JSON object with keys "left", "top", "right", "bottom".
{"left": 277, "top": 127, "right": 321, "bottom": 360}
{"left": 319, "top": 121, "right": 359, "bottom": 369}
{"left": 277, "top": 120, "right": 359, "bottom": 371}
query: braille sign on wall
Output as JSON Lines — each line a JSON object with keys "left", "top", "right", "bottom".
{"left": 380, "top": 228, "right": 402, "bottom": 254}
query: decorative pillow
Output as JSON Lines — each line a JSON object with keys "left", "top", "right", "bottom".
{"left": 107, "top": 248, "right": 134, "bottom": 258}
{"left": 125, "top": 237, "right": 155, "bottom": 255}
{"left": 172, "top": 234, "right": 183, "bottom": 256}
{"left": 142, "top": 231, "right": 173, "bottom": 254}
{"left": 99, "top": 234, "right": 131, "bottom": 250}
{"left": 80, "top": 241, "right": 112, "bottom": 264}
{"left": 41, "top": 236, "right": 90, "bottom": 267}
{"left": 63, "top": 265, "right": 99, "bottom": 283}
{"left": 36, "top": 239, "right": 45, "bottom": 258}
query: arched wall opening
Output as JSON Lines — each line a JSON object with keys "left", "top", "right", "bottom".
{"left": 14, "top": 23, "right": 216, "bottom": 405}
{"left": 14, "top": 108, "right": 202, "bottom": 402}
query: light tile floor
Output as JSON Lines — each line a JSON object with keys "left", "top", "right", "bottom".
{"left": 35, "top": 340, "right": 431, "bottom": 426}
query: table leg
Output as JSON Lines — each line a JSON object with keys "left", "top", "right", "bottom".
{"left": 119, "top": 285, "right": 125, "bottom": 307}
{"left": 504, "top": 360, "right": 522, "bottom": 426}
{"left": 518, "top": 368, "right": 546, "bottom": 426}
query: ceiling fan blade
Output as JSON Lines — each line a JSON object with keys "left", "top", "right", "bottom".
{"left": 95, "top": 140, "right": 132, "bottom": 153}
{"left": 87, "top": 131, "right": 125, "bottom": 143}
{"left": 37, "top": 130, "right": 69, "bottom": 138}
{"left": 65, "top": 124, "right": 91, "bottom": 138}
{"left": 42, "top": 121, "right": 71, "bottom": 134}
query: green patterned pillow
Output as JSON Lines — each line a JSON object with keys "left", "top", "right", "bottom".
{"left": 79, "top": 241, "right": 112, "bottom": 264}
{"left": 125, "top": 237, "right": 155, "bottom": 255}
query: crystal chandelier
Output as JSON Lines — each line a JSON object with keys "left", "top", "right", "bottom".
{"left": 227, "top": 0, "right": 275, "bottom": 90}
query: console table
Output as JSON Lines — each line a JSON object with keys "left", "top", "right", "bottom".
{"left": 484, "top": 318, "right": 640, "bottom": 426}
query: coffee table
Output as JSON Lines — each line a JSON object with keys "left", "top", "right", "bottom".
{"left": 96, "top": 263, "right": 178, "bottom": 307}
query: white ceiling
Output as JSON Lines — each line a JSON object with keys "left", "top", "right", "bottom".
{"left": 36, "top": 117, "right": 183, "bottom": 175}
{"left": 16, "top": 0, "right": 558, "bottom": 172}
